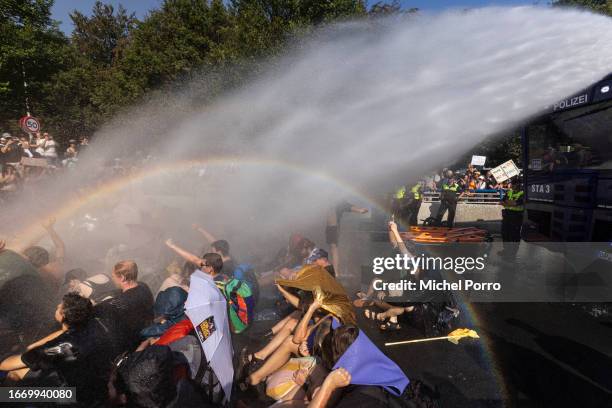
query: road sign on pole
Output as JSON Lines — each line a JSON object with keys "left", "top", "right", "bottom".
{"left": 19, "top": 116, "right": 40, "bottom": 133}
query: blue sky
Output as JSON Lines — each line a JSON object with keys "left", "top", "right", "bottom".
{"left": 52, "top": 0, "right": 534, "bottom": 34}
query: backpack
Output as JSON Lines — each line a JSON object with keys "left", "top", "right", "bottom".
{"left": 168, "top": 334, "right": 224, "bottom": 406}
{"left": 232, "top": 263, "right": 260, "bottom": 303}
{"left": 217, "top": 278, "right": 256, "bottom": 334}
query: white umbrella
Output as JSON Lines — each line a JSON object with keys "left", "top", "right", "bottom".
{"left": 184, "top": 270, "right": 233, "bottom": 403}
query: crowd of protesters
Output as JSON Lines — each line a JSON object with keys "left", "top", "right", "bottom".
{"left": 0, "top": 131, "right": 90, "bottom": 202}
{"left": 0, "top": 200, "right": 441, "bottom": 408}
{"left": 422, "top": 163, "right": 511, "bottom": 194}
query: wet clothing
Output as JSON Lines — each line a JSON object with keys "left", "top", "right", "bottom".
{"left": 141, "top": 286, "right": 188, "bottom": 338}
{"left": 221, "top": 258, "right": 236, "bottom": 277}
{"left": 335, "top": 386, "right": 398, "bottom": 408}
{"left": 21, "top": 316, "right": 123, "bottom": 405}
{"left": 81, "top": 274, "right": 117, "bottom": 304}
{"left": 96, "top": 282, "right": 154, "bottom": 349}
{"left": 0, "top": 250, "right": 55, "bottom": 334}
{"left": 157, "top": 318, "right": 194, "bottom": 346}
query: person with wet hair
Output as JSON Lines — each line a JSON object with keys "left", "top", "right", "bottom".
{"left": 96, "top": 260, "right": 154, "bottom": 350}
{"left": 237, "top": 287, "right": 316, "bottom": 381}
{"left": 165, "top": 239, "right": 228, "bottom": 283}
{"left": 108, "top": 344, "right": 210, "bottom": 408}
{"left": 64, "top": 267, "right": 118, "bottom": 304}
{"left": 192, "top": 223, "right": 237, "bottom": 276}
{"left": 0, "top": 292, "right": 123, "bottom": 406}
{"left": 242, "top": 300, "right": 347, "bottom": 394}
{"left": 20, "top": 217, "right": 66, "bottom": 285}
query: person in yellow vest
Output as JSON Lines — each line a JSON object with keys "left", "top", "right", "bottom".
{"left": 434, "top": 174, "right": 464, "bottom": 228}
{"left": 391, "top": 185, "right": 407, "bottom": 221}
{"left": 405, "top": 180, "right": 424, "bottom": 226}
{"left": 499, "top": 178, "right": 524, "bottom": 258}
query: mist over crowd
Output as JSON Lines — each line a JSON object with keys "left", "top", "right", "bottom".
{"left": 2, "top": 1, "right": 612, "bottom": 407}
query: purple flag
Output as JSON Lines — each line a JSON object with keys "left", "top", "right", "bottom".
{"left": 332, "top": 320, "right": 409, "bottom": 396}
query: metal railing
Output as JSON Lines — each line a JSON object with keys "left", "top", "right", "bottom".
{"left": 422, "top": 190, "right": 502, "bottom": 205}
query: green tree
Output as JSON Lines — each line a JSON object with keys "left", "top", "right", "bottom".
{"left": 70, "top": 1, "right": 137, "bottom": 67}
{"left": 551, "top": 0, "right": 612, "bottom": 15}
{"left": 0, "top": 0, "right": 69, "bottom": 132}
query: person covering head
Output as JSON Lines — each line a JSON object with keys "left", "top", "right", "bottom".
{"left": 276, "top": 265, "right": 355, "bottom": 325}
{"left": 331, "top": 320, "right": 409, "bottom": 396}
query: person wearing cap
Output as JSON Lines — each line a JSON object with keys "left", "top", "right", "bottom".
{"left": 433, "top": 172, "right": 465, "bottom": 228}
{"left": 476, "top": 175, "right": 487, "bottom": 190}
{"left": 305, "top": 248, "right": 335, "bottom": 277}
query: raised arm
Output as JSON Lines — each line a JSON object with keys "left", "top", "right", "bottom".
{"left": 388, "top": 221, "right": 410, "bottom": 257}
{"left": 42, "top": 218, "right": 65, "bottom": 262}
{"left": 165, "top": 239, "right": 203, "bottom": 268}
{"left": 308, "top": 368, "right": 351, "bottom": 408}
{"left": 276, "top": 283, "right": 300, "bottom": 308}
{"left": 191, "top": 224, "right": 217, "bottom": 243}
{"left": 293, "top": 299, "right": 321, "bottom": 345}
{"left": 350, "top": 205, "right": 368, "bottom": 214}
{"left": 26, "top": 329, "right": 66, "bottom": 351}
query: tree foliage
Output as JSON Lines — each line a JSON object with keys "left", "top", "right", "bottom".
{"left": 551, "top": 0, "right": 612, "bottom": 16}
{"left": 0, "top": 0, "right": 374, "bottom": 140}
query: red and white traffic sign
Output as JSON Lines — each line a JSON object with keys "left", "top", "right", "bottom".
{"left": 19, "top": 115, "right": 41, "bottom": 133}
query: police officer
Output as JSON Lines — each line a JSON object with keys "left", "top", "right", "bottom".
{"left": 499, "top": 178, "right": 524, "bottom": 257}
{"left": 392, "top": 185, "right": 407, "bottom": 221}
{"left": 406, "top": 180, "right": 424, "bottom": 226}
{"left": 435, "top": 172, "right": 463, "bottom": 228}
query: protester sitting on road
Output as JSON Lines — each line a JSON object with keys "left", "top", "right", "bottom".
{"left": 108, "top": 344, "right": 211, "bottom": 408}
{"left": 141, "top": 283, "right": 188, "bottom": 339}
{"left": 237, "top": 285, "right": 322, "bottom": 380}
{"left": 64, "top": 267, "right": 117, "bottom": 304}
{"left": 354, "top": 221, "right": 416, "bottom": 331}
{"left": 0, "top": 292, "right": 124, "bottom": 406}
{"left": 157, "top": 260, "right": 191, "bottom": 295}
{"left": 96, "top": 260, "right": 154, "bottom": 350}
{"left": 241, "top": 298, "right": 331, "bottom": 391}
{"left": 165, "top": 239, "right": 228, "bottom": 283}
{"left": 20, "top": 217, "right": 65, "bottom": 285}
